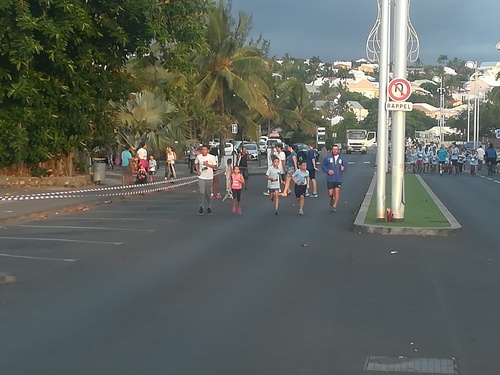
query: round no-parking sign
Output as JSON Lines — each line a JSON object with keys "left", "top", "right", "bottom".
{"left": 388, "top": 78, "right": 412, "bottom": 101}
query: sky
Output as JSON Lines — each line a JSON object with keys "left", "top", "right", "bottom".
{"left": 231, "top": 0, "right": 500, "bottom": 65}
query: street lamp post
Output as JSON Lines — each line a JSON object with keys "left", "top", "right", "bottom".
{"left": 432, "top": 76, "right": 445, "bottom": 143}
{"left": 465, "top": 61, "right": 479, "bottom": 148}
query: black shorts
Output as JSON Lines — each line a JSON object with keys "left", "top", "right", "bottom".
{"left": 294, "top": 185, "right": 307, "bottom": 198}
{"left": 451, "top": 160, "right": 458, "bottom": 166}
{"left": 307, "top": 169, "right": 316, "bottom": 179}
{"left": 327, "top": 182, "right": 341, "bottom": 190}
{"left": 232, "top": 188, "right": 242, "bottom": 202}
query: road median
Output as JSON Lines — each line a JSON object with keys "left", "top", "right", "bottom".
{"left": 354, "top": 174, "right": 461, "bottom": 236}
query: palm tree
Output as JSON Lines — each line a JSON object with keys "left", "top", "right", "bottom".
{"left": 114, "top": 90, "right": 184, "bottom": 156}
{"left": 195, "top": 5, "right": 271, "bottom": 143}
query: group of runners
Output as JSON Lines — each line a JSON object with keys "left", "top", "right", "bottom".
{"left": 405, "top": 142, "right": 500, "bottom": 176}
{"left": 194, "top": 143, "right": 346, "bottom": 216}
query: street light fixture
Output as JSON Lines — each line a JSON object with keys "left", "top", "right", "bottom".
{"left": 432, "top": 76, "right": 445, "bottom": 143}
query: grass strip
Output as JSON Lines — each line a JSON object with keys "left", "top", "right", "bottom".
{"left": 365, "top": 174, "right": 450, "bottom": 227}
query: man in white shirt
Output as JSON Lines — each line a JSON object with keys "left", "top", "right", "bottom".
{"left": 195, "top": 145, "right": 217, "bottom": 215}
{"left": 137, "top": 143, "right": 148, "bottom": 161}
{"left": 275, "top": 143, "right": 286, "bottom": 190}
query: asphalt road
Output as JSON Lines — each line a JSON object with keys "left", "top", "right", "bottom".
{"left": 0, "top": 153, "right": 499, "bottom": 375}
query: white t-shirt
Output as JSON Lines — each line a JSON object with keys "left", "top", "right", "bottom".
{"left": 137, "top": 147, "right": 147, "bottom": 160}
{"left": 266, "top": 166, "right": 281, "bottom": 189}
{"left": 476, "top": 148, "right": 485, "bottom": 161}
{"left": 195, "top": 154, "right": 216, "bottom": 180}
{"left": 277, "top": 151, "right": 286, "bottom": 173}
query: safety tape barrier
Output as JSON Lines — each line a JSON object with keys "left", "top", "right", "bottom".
{"left": 0, "top": 171, "right": 224, "bottom": 202}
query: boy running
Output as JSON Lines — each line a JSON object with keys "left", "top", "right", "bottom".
{"left": 292, "top": 161, "right": 310, "bottom": 215}
{"left": 266, "top": 157, "right": 282, "bottom": 215}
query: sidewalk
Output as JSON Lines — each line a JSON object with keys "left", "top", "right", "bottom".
{"left": 0, "top": 161, "right": 266, "bottom": 226}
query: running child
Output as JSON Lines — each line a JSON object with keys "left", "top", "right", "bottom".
{"left": 292, "top": 161, "right": 310, "bottom": 215}
{"left": 266, "top": 156, "right": 281, "bottom": 215}
{"left": 231, "top": 166, "right": 245, "bottom": 215}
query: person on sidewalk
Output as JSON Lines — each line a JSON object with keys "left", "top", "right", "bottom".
{"left": 321, "top": 145, "right": 346, "bottom": 212}
{"left": 120, "top": 147, "right": 134, "bottom": 186}
{"left": 195, "top": 145, "right": 217, "bottom": 215}
{"left": 292, "top": 161, "right": 310, "bottom": 215}
{"left": 148, "top": 155, "right": 157, "bottom": 183}
{"left": 188, "top": 145, "right": 197, "bottom": 174}
{"left": 306, "top": 143, "right": 318, "bottom": 197}
{"left": 165, "top": 146, "right": 177, "bottom": 182}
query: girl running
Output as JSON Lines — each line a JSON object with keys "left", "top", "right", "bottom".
{"left": 231, "top": 166, "right": 245, "bottom": 215}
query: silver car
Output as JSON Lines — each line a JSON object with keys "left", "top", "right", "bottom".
{"left": 243, "top": 142, "right": 259, "bottom": 160}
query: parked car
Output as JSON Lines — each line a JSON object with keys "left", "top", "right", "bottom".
{"left": 223, "top": 142, "right": 234, "bottom": 156}
{"left": 243, "top": 142, "right": 259, "bottom": 160}
{"left": 258, "top": 139, "right": 267, "bottom": 154}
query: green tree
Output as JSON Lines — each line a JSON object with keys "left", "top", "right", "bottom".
{"left": 114, "top": 91, "right": 182, "bottom": 157}
{"left": 195, "top": 4, "right": 271, "bottom": 143}
{"left": 0, "top": 0, "right": 208, "bottom": 175}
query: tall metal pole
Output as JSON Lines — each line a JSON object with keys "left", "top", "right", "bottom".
{"left": 467, "top": 91, "right": 470, "bottom": 142}
{"left": 390, "top": 0, "right": 408, "bottom": 221}
{"left": 473, "top": 64, "right": 478, "bottom": 148}
{"left": 440, "top": 79, "right": 444, "bottom": 143}
{"left": 376, "top": 0, "right": 391, "bottom": 221}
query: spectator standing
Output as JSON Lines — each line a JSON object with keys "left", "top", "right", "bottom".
{"left": 195, "top": 145, "right": 217, "bottom": 215}
{"left": 148, "top": 155, "right": 157, "bottom": 183}
{"left": 165, "top": 146, "right": 177, "bottom": 182}
{"left": 188, "top": 146, "right": 197, "bottom": 174}
{"left": 120, "top": 147, "right": 134, "bottom": 186}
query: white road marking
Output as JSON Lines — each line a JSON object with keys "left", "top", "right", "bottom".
{"left": 11, "top": 224, "right": 154, "bottom": 232}
{"left": 0, "top": 236, "right": 122, "bottom": 245}
{"left": 363, "top": 161, "right": 371, "bottom": 164}
{"left": 52, "top": 217, "right": 179, "bottom": 222}
{"left": 0, "top": 253, "right": 79, "bottom": 262}
{"left": 348, "top": 161, "right": 355, "bottom": 165}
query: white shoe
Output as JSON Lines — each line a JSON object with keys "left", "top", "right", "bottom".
{"left": 299, "top": 208, "right": 304, "bottom": 215}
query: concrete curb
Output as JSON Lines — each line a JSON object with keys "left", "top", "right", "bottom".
{"left": 0, "top": 272, "right": 17, "bottom": 285}
{"left": 353, "top": 174, "right": 462, "bottom": 236}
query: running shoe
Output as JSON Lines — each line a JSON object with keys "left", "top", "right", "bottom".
{"left": 311, "top": 193, "right": 318, "bottom": 198}
{"left": 299, "top": 208, "right": 304, "bottom": 215}
{"left": 237, "top": 207, "right": 241, "bottom": 215}
{"left": 198, "top": 207, "right": 204, "bottom": 215}
{"left": 329, "top": 196, "right": 334, "bottom": 206}
{"left": 207, "top": 208, "right": 212, "bottom": 215}
{"left": 331, "top": 206, "right": 337, "bottom": 212}
{"left": 263, "top": 191, "right": 270, "bottom": 196}
{"left": 275, "top": 211, "right": 279, "bottom": 216}
{"left": 231, "top": 207, "right": 236, "bottom": 214}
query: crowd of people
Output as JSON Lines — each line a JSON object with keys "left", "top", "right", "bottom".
{"left": 119, "top": 143, "right": 178, "bottom": 186}
{"left": 405, "top": 141, "right": 500, "bottom": 177}
{"left": 116, "top": 141, "right": 348, "bottom": 217}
